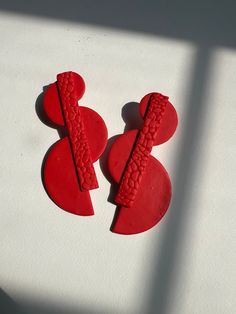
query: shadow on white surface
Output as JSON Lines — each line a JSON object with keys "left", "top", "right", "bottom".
{"left": 0, "top": 0, "right": 235, "bottom": 48}
{"left": 0, "top": 288, "right": 113, "bottom": 314}
{"left": 147, "top": 45, "right": 213, "bottom": 314}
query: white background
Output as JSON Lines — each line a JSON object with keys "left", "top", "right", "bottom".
{"left": 0, "top": 3, "right": 235, "bottom": 314}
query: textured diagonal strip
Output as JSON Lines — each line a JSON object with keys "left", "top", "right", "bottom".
{"left": 57, "top": 72, "right": 98, "bottom": 191}
{"left": 115, "top": 93, "right": 168, "bottom": 207}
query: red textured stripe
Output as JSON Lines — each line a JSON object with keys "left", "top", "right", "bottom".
{"left": 57, "top": 72, "right": 98, "bottom": 191}
{"left": 115, "top": 93, "right": 168, "bottom": 207}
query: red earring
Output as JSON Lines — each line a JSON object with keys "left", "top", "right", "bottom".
{"left": 107, "top": 93, "right": 178, "bottom": 235}
{"left": 42, "top": 71, "right": 108, "bottom": 215}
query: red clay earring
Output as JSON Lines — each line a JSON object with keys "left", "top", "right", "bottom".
{"left": 42, "top": 71, "right": 108, "bottom": 215}
{"left": 107, "top": 93, "right": 178, "bottom": 235}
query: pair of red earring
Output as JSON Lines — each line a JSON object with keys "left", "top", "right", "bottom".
{"left": 41, "top": 71, "right": 178, "bottom": 235}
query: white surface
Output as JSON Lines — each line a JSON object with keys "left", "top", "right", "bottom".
{"left": 0, "top": 11, "right": 235, "bottom": 314}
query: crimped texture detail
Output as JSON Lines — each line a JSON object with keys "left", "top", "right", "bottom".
{"left": 57, "top": 72, "right": 98, "bottom": 191}
{"left": 115, "top": 93, "right": 168, "bottom": 207}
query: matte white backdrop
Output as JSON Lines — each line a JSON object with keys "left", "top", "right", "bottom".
{"left": 0, "top": 8, "right": 235, "bottom": 314}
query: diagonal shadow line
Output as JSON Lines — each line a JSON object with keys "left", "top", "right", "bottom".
{"left": 0, "top": 288, "right": 25, "bottom": 314}
{"left": 0, "top": 0, "right": 236, "bottom": 48}
{"left": 147, "top": 45, "right": 212, "bottom": 314}
{"left": 0, "top": 288, "right": 119, "bottom": 314}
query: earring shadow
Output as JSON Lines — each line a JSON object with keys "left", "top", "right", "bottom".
{"left": 121, "top": 102, "right": 143, "bottom": 132}
{"left": 99, "top": 135, "right": 120, "bottom": 205}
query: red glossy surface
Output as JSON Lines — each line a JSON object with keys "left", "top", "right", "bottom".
{"left": 42, "top": 71, "right": 107, "bottom": 215}
{"left": 108, "top": 93, "right": 178, "bottom": 235}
